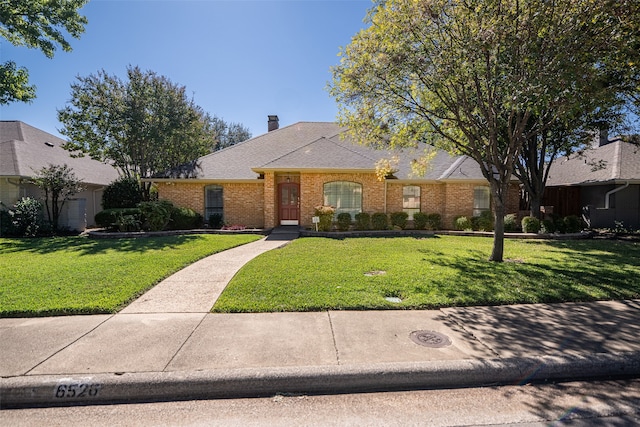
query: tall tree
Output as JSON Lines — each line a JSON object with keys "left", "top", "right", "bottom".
{"left": 330, "top": 0, "right": 638, "bottom": 262}
{"left": 31, "top": 164, "right": 84, "bottom": 233}
{"left": 206, "top": 115, "right": 252, "bottom": 151}
{"left": 58, "top": 66, "right": 219, "bottom": 199}
{"left": 0, "top": 0, "right": 87, "bottom": 104}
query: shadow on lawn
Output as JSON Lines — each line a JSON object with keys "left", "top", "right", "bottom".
{"left": 0, "top": 234, "right": 208, "bottom": 256}
{"left": 421, "top": 239, "right": 640, "bottom": 307}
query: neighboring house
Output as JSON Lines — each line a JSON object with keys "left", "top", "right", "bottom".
{"left": 152, "top": 116, "right": 520, "bottom": 229}
{"left": 0, "top": 121, "right": 119, "bottom": 231}
{"left": 544, "top": 136, "right": 640, "bottom": 229}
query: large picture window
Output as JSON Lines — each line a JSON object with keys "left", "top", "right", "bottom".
{"left": 323, "top": 181, "right": 362, "bottom": 218}
{"left": 473, "top": 187, "right": 491, "bottom": 216}
{"left": 403, "top": 185, "right": 421, "bottom": 220}
{"left": 205, "top": 185, "right": 223, "bottom": 221}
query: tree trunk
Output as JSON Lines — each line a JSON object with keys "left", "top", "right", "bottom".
{"left": 529, "top": 195, "right": 542, "bottom": 220}
{"left": 489, "top": 201, "right": 505, "bottom": 262}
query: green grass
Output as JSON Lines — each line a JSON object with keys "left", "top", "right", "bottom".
{"left": 0, "top": 234, "right": 262, "bottom": 317}
{"left": 212, "top": 236, "right": 640, "bottom": 312}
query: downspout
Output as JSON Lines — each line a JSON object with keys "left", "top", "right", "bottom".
{"left": 604, "top": 181, "right": 629, "bottom": 209}
{"left": 384, "top": 179, "right": 388, "bottom": 214}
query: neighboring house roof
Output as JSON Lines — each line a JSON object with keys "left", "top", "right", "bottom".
{"left": 0, "top": 121, "right": 119, "bottom": 186}
{"left": 547, "top": 138, "right": 640, "bottom": 186}
{"left": 159, "top": 121, "right": 487, "bottom": 182}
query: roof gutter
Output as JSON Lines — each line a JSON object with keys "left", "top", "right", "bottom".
{"left": 604, "top": 181, "right": 630, "bottom": 209}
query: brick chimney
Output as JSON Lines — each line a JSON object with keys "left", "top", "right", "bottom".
{"left": 268, "top": 115, "right": 279, "bottom": 132}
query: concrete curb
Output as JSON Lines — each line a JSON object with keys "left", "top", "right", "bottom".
{"left": 3, "top": 352, "right": 640, "bottom": 409}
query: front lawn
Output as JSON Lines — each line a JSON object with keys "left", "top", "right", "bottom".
{"left": 0, "top": 234, "right": 262, "bottom": 317}
{"left": 212, "top": 236, "right": 640, "bottom": 312}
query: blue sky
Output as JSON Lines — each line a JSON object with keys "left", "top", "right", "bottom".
{"left": 1, "top": 0, "right": 372, "bottom": 139}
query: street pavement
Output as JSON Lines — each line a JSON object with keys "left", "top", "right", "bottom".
{"left": 2, "top": 229, "right": 640, "bottom": 408}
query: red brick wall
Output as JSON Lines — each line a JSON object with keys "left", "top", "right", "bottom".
{"left": 157, "top": 178, "right": 520, "bottom": 230}
{"left": 300, "top": 172, "right": 384, "bottom": 226}
{"left": 224, "top": 183, "right": 265, "bottom": 228}
{"left": 386, "top": 183, "right": 446, "bottom": 217}
{"left": 157, "top": 182, "right": 204, "bottom": 214}
{"left": 157, "top": 181, "right": 264, "bottom": 228}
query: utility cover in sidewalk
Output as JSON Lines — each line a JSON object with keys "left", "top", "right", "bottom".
{"left": 410, "top": 330, "right": 452, "bottom": 348}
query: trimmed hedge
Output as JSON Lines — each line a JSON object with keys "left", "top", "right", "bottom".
{"left": 504, "top": 214, "right": 519, "bottom": 232}
{"left": 425, "top": 213, "right": 442, "bottom": 230}
{"left": 170, "top": 207, "right": 203, "bottom": 230}
{"left": 138, "top": 200, "right": 173, "bottom": 231}
{"left": 454, "top": 216, "right": 472, "bottom": 231}
{"left": 95, "top": 208, "right": 142, "bottom": 230}
{"left": 390, "top": 212, "right": 408, "bottom": 230}
{"left": 371, "top": 213, "right": 389, "bottom": 230}
{"left": 412, "top": 212, "right": 428, "bottom": 230}
{"left": 522, "top": 216, "right": 541, "bottom": 233}
{"left": 336, "top": 212, "right": 352, "bottom": 231}
{"left": 354, "top": 212, "right": 371, "bottom": 231}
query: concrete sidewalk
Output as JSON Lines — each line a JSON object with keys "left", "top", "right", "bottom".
{"left": 2, "top": 233, "right": 640, "bottom": 408}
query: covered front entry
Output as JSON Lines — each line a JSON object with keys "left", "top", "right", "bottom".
{"left": 278, "top": 181, "right": 300, "bottom": 225}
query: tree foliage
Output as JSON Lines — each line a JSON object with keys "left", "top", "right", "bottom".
{"left": 206, "top": 115, "right": 252, "bottom": 151}
{"left": 0, "top": 0, "right": 87, "bottom": 104}
{"left": 31, "top": 164, "right": 84, "bottom": 232}
{"left": 330, "top": 0, "right": 639, "bottom": 261}
{"left": 58, "top": 66, "right": 219, "bottom": 199}
{"left": 102, "top": 177, "right": 143, "bottom": 209}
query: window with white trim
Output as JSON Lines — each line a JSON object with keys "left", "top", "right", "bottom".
{"left": 473, "top": 187, "right": 491, "bottom": 216}
{"left": 403, "top": 185, "right": 421, "bottom": 220}
{"left": 323, "top": 181, "right": 362, "bottom": 218}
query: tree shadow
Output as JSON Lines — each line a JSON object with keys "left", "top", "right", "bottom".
{"left": 0, "top": 234, "right": 208, "bottom": 256}
{"left": 418, "top": 239, "right": 640, "bottom": 306}
{"left": 516, "top": 380, "right": 640, "bottom": 425}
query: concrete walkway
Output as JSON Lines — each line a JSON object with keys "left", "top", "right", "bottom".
{"left": 120, "top": 233, "right": 293, "bottom": 314}
{"left": 2, "top": 230, "right": 640, "bottom": 408}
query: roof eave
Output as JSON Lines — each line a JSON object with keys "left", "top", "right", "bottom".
{"left": 144, "top": 178, "right": 263, "bottom": 184}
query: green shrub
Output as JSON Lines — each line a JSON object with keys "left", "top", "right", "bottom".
{"left": 371, "top": 212, "right": 389, "bottom": 230}
{"left": 336, "top": 212, "right": 352, "bottom": 231}
{"left": 504, "top": 214, "right": 519, "bottom": 232}
{"left": 522, "top": 216, "right": 541, "bottom": 233}
{"left": 552, "top": 214, "right": 567, "bottom": 233}
{"left": 454, "top": 216, "right": 472, "bottom": 231}
{"left": 102, "top": 177, "right": 143, "bottom": 209}
{"left": 390, "top": 212, "right": 409, "bottom": 230}
{"left": 9, "top": 197, "right": 44, "bottom": 237}
{"left": 540, "top": 219, "right": 555, "bottom": 234}
{"left": 138, "top": 200, "right": 173, "bottom": 231}
{"left": 0, "top": 209, "right": 11, "bottom": 236}
{"left": 314, "top": 205, "right": 335, "bottom": 232}
{"left": 564, "top": 215, "right": 583, "bottom": 233}
{"left": 95, "top": 208, "right": 142, "bottom": 230}
{"left": 475, "top": 211, "right": 494, "bottom": 231}
{"left": 412, "top": 212, "right": 428, "bottom": 230}
{"left": 425, "top": 213, "right": 442, "bottom": 230}
{"left": 208, "top": 213, "right": 224, "bottom": 229}
{"left": 354, "top": 212, "right": 371, "bottom": 230}
{"left": 170, "top": 207, "right": 203, "bottom": 230}
{"left": 115, "top": 213, "right": 141, "bottom": 232}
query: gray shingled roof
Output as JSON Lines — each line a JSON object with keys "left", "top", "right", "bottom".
{"left": 164, "top": 121, "right": 487, "bottom": 181}
{"left": 546, "top": 138, "right": 640, "bottom": 186}
{"left": 0, "top": 121, "right": 119, "bottom": 186}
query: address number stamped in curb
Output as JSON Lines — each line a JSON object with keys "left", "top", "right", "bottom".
{"left": 53, "top": 381, "right": 102, "bottom": 399}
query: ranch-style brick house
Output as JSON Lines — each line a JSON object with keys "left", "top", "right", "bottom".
{"left": 151, "top": 116, "right": 520, "bottom": 230}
